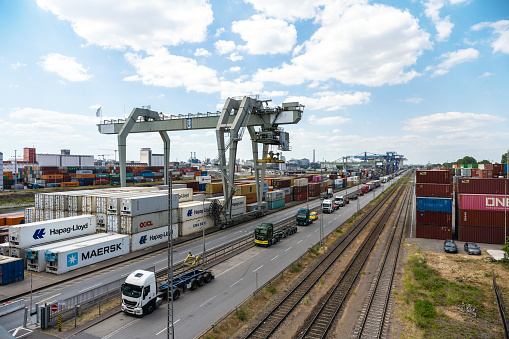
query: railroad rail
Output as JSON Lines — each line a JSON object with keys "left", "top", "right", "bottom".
{"left": 241, "top": 174, "right": 408, "bottom": 339}
{"left": 352, "top": 180, "right": 411, "bottom": 338}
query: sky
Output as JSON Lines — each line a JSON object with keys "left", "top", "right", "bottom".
{"left": 1, "top": 0, "right": 508, "bottom": 166}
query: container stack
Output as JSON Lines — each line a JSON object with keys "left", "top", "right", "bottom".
{"left": 293, "top": 178, "right": 308, "bottom": 201}
{"left": 234, "top": 183, "right": 257, "bottom": 204}
{"left": 415, "top": 170, "right": 453, "bottom": 240}
{"left": 456, "top": 178, "right": 508, "bottom": 244}
{"left": 264, "top": 190, "right": 285, "bottom": 209}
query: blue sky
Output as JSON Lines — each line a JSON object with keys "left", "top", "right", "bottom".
{"left": 1, "top": 0, "right": 508, "bottom": 165}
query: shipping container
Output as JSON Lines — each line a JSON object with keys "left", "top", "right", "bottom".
{"left": 0, "top": 243, "right": 10, "bottom": 256}
{"left": 234, "top": 184, "right": 257, "bottom": 196}
{"left": 45, "top": 234, "right": 130, "bottom": 274}
{"left": 293, "top": 186, "right": 307, "bottom": 195}
{"left": 177, "top": 201, "right": 211, "bottom": 222}
{"left": 120, "top": 193, "right": 179, "bottom": 216}
{"left": 458, "top": 210, "right": 508, "bottom": 227}
{"left": 457, "top": 178, "right": 509, "bottom": 195}
{"left": 294, "top": 178, "right": 308, "bottom": 187}
{"left": 416, "top": 197, "right": 452, "bottom": 213}
{"left": 268, "top": 199, "right": 285, "bottom": 210}
{"left": 416, "top": 170, "right": 451, "bottom": 184}
{"left": 0, "top": 255, "right": 24, "bottom": 285}
{"left": 415, "top": 211, "right": 452, "bottom": 226}
{"left": 458, "top": 225, "right": 505, "bottom": 244}
{"left": 179, "top": 216, "right": 214, "bottom": 237}
{"left": 120, "top": 210, "right": 178, "bottom": 234}
{"left": 265, "top": 190, "right": 285, "bottom": 202}
{"left": 206, "top": 196, "right": 246, "bottom": 211}
{"left": 9, "top": 215, "right": 97, "bottom": 249}
{"left": 246, "top": 201, "right": 268, "bottom": 212}
{"left": 458, "top": 194, "right": 509, "bottom": 212}
{"left": 415, "top": 224, "right": 452, "bottom": 240}
{"left": 130, "top": 225, "right": 178, "bottom": 252}
{"left": 293, "top": 193, "right": 308, "bottom": 201}
{"left": 415, "top": 183, "right": 452, "bottom": 198}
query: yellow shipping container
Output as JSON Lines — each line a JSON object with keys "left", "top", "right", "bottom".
{"left": 234, "top": 183, "right": 256, "bottom": 196}
{"left": 206, "top": 182, "right": 223, "bottom": 194}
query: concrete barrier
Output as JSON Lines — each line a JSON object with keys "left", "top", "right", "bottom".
{"left": 0, "top": 300, "right": 25, "bottom": 316}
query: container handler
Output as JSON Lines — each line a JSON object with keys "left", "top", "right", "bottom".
{"left": 254, "top": 222, "right": 297, "bottom": 246}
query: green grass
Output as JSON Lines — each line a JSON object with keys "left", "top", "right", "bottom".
{"left": 290, "top": 262, "right": 302, "bottom": 273}
{"left": 236, "top": 308, "right": 248, "bottom": 321}
{"left": 266, "top": 285, "right": 277, "bottom": 294}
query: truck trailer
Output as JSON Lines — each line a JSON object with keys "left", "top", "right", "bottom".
{"left": 254, "top": 222, "right": 297, "bottom": 246}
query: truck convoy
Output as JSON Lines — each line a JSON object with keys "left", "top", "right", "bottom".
{"left": 254, "top": 222, "right": 297, "bottom": 246}
{"left": 296, "top": 208, "right": 313, "bottom": 226}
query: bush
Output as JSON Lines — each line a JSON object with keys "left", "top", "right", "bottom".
{"left": 236, "top": 308, "right": 248, "bottom": 321}
{"left": 414, "top": 299, "right": 436, "bottom": 327}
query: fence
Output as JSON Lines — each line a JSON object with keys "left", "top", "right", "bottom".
{"left": 493, "top": 271, "right": 509, "bottom": 338}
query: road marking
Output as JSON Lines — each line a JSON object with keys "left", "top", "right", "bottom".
{"left": 253, "top": 265, "right": 263, "bottom": 273}
{"left": 230, "top": 278, "right": 243, "bottom": 287}
{"left": 270, "top": 255, "right": 279, "bottom": 261}
{"left": 307, "top": 234, "right": 312, "bottom": 237}
{"left": 37, "top": 293, "right": 61, "bottom": 304}
{"left": 9, "top": 326, "right": 32, "bottom": 338}
{"left": 102, "top": 318, "right": 140, "bottom": 339}
{"left": 216, "top": 252, "right": 260, "bottom": 277}
{"left": 285, "top": 247, "right": 292, "bottom": 252}
{"left": 79, "top": 283, "right": 102, "bottom": 293}
{"left": 220, "top": 235, "right": 228, "bottom": 239}
{"left": 200, "top": 296, "right": 217, "bottom": 307}
{"left": 297, "top": 240, "right": 302, "bottom": 244}
{"left": 315, "top": 229, "right": 319, "bottom": 232}
{"left": 156, "top": 319, "right": 180, "bottom": 335}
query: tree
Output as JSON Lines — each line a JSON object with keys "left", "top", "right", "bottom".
{"left": 478, "top": 159, "right": 491, "bottom": 164}
{"left": 456, "top": 156, "right": 477, "bottom": 165}
{"left": 502, "top": 153, "right": 507, "bottom": 165}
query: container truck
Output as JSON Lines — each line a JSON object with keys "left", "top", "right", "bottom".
{"left": 254, "top": 222, "right": 297, "bottom": 246}
{"left": 322, "top": 199, "right": 334, "bottom": 214}
{"left": 296, "top": 208, "right": 313, "bottom": 226}
{"left": 335, "top": 196, "right": 346, "bottom": 207}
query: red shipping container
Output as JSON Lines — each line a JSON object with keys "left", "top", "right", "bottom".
{"left": 479, "top": 169, "right": 493, "bottom": 178}
{"left": 416, "top": 211, "right": 452, "bottom": 226}
{"left": 294, "top": 193, "right": 308, "bottom": 201}
{"left": 273, "top": 179, "right": 291, "bottom": 189}
{"left": 415, "top": 183, "right": 452, "bottom": 198}
{"left": 285, "top": 195, "right": 291, "bottom": 203}
{"left": 458, "top": 210, "right": 508, "bottom": 227}
{"left": 458, "top": 194, "right": 509, "bottom": 212}
{"left": 293, "top": 186, "right": 308, "bottom": 195}
{"left": 470, "top": 168, "right": 479, "bottom": 177}
{"left": 329, "top": 174, "right": 338, "bottom": 180}
{"left": 493, "top": 164, "right": 504, "bottom": 175}
{"left": 457, "top": 178, "right": 509, "bottom": 195}
{"left": 416, "top": 170, "right": 451, "bottom": 184}
{"left": 416, "top": 224, "right": 452, "bottom": 240}
{"left": 458, "top": 225, "right": 505, "bottom": 244}
{"left": 483, "top": 164, "right": 494, "bottom": 170}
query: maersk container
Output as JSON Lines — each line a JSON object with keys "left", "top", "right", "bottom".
{"left": 179, "top": 216, "right": 214, "bottom": 237}
{"left": 130, "top": 225, "right": 178, "bottom": 252}
{"left": 9, "top": 215, "right": 97, "bottom": 249}
{"left": 416, "top": 197, "right": 452, "bottom": 213}
{"left": 25, "top": 233, "right": 109, "bottom": 272}
{"left": 120, "top": 193, "right": 179, "bottom": 216}
{"left": 268, "top": 199, "right": 285, "bottom": 210}
{"left": 120, "top": 210, "right": 178, "bottom": 235}
{"left": 178, "top": 201, "right": 211, "bottom": 222}
{"left": 0, "top": 255, "right": 24, "bottom": 285}
{"left": 458, "top": 194, "right": 509, "bottom": 212}
{"left": 45, "top": 234, "right": 130, "bottom": 275}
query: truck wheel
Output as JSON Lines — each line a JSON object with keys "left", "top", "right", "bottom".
{"left": 146, "top": 302, "right": 155, "bottom": 315}
{"left": 197, "top": 276, "right": 205, "bottom": 287}
{"left": 173, "top": 289, "right": 180, "bottom": 301}
{"left": 190, "top": 279, "right": 198, "bottom": 291}
{"left": 204, "top": 273, "right": 212, "bottom": 283}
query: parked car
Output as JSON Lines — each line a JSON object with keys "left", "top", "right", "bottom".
{"left": 444, "top": 240, "right": 458, "bottom": 253}
{"left": 464, "top": 242, "right": 481, "bottom": 255}
{"left": 309, "top": 212, "right": 318, "bottom": 221}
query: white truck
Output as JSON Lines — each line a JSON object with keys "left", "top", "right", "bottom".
{"left": 121, "top": 270, "right": 162, "bottom": 316}
{"left": 322, "top": 199, "right": 334, "bottom": 214}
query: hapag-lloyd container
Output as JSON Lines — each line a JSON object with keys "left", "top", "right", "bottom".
{"left": 458, "top": 210, "right": 508, "bottom": 227}
{"left": 45, "top": 234, "right": 130, "bottom": 274}
{"left": 416, "top": 224, "right": 452, "bottom": 240}
{"left": 178, "top": 201, "right": 211, "bottom": 222}
{"left": 25, "top": 233, "right": 109, "bottom": 272}
{"left": 416, "top": 197, "right": 452, "bottom": 213}
{"left": 415, "top": 184, "right": 452, "bottom": 198}
{"left": 120, "top": 193, "right": 179, "bottom": 216}
{"left": 172, "top": 188, "right": 194, "bottom": 203}
{"left": 458, "top": 194, "right": 509, "bottom": 212}
{"left": 416, "top": 170, "right": 451, "bottom": 184}
{"left": 179, "top": 216, "right": 214, "bottom": 237}
{"left": 130, "top": 225, "right": 178, "bottom": 252}
{"left": 9, "top": 215, "right": 97, "bottom": 249}
{"left": 458, "top": 225, "right": 504, "bottom": 244}
{"left": 457, "top": 178, "right": 509, "bottom": 195}
{"left": 206, "top": 196, "right": 247, "bottom": 211}
{"left": 120, "top": 210, "right": 178, "bottom": 234}
{"left": 416, "top": 211, "right": 452, "bottom": 226}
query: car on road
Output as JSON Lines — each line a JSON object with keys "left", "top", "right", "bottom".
{"left": 309, "top": 212, "right": 318, "bottom": 221}
{"left": 464, "top": 242, "right": 481, "bottom": 255}
{"left": 444, "top": 240, "right": 458, "bottom": 253}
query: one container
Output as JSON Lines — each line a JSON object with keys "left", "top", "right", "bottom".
{"left": 0, "top": 255, "right": 24, "bottom": 285}
{"left": 458, "top": 225, "right": 505, "bottom": 244}
{"left": 9, "top": 215, "right": 97, "bottom": 249}
{"left": 416, "top": 197, "right": 452, "bottom": 213}
{"left": 416, "top": 211, "right": 452, "bottom": 226}
{"left": 45, "top": 234, "right": 130, "bottom": 274}
{"left": 415, "top": 183, "right": 452, "bottom": 198}
{"left": 416, "top": 170, "right": 451, "bottom": 184}
{"left": 120, "top": 193, "right": 179, "bottom": 216}
{"left": 130, "top": 225, "right": 178, "bottom": 252}
{"left": 268, "top": 199, "right": 285, "bottom": 210}
{"left": 457, "top": 178, "right": 509, "bottom": 195}
{"left": 120, "top": 210, "right": 178, "bottom": 234}
{"left": 177, "top": 201, "right": 211, "bottom": 222}
{"left": 457, "top": 210, "right": 508, "bottom": 227}
{"left": 179, "top": 216, "right": 214, "bottom": 237}
{"left": 416, "top": 224, "right": 452, "bottom": 240}
{"left": 172, "top": 188, "right": 194, "bottom": 203}
{"left": 234, "top": 184, "right": 256, "bottom": 196}
{"left": 457, "top": 194, "right": 509, "bottom": 212}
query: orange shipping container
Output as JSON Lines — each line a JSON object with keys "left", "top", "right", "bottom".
{"left": 6, "top": 216, "right": 24, "bottom": 225}
{"left": 42, "top": 174, "right": 63, "bottom": 180}
{"left": 76, "top": 174, "right": 95, "bottom": 179}
{"left": 0, "top": 218, "right": 5, "bottom": 226}
{"left": 245, "top": 193, "right": 257, "bottom": 204}
{"left": 61, "top": 181, "right": 80, "bottom": 187}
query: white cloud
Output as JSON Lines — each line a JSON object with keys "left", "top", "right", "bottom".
{"left": 308, "top": 115, "right": 353, "bottom": 125}
{"left": 10, "top": 62, "right": 26, "bottom": 70}
{"left": 431, "top": 48, "right": 479, "bottom": 76}
{"left": 253, "top": 3, "right": 431, "bottom": 87}
{"left": 215, "top": 27, "right": 225, "bottom": 38}
{"left": 479, "top": 72, "right": 494, "bottom": 78}
{"left": 423, "top": 0, "right": 453, "bottom": 41}
{"left": 36, "top": 0, "right": 213, "bottom": 51}
{"left": 286, "top": 91, "right": 370, "bottom": 111}
{"left": 229, "top": 66, "right": 241, "bottom": 72}
{"left": 123, "top": 49, "right": 219, "bottom": 94}
{"left": 9, "top": 107, "right": 97, "bottom": 125}
{"left": 403, "top": 112, "right": 505, "bottom": 132}
{"left": 214, "top": 40, "right": 237, "bottom": 55}
{"left": 244, "top": 0, "right": 323, "bottom": 21}
{"left": 38, "top": 53, "right": 92, "bottom": 81}
{"left": 259, "top": 90, "right": 288, "bottom": 97}
{"left": 194, "top": 48, "right": 211, "bottom": 57}
{"left": 228, "top": 53, "right": 243, "bottom": 62}
{"left": 401, "top": 97, "right": 423, "bottom": 104}
{"left": 217, "top": 78, "right": 264, "bottom": 100}
{"left": 472, "top": 20, "right": 509, "bottom": 54}
{"left": 232, "top": 15, "right": 297, "bottom": 54}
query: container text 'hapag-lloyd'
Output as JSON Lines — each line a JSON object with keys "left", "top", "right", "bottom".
{"left": 50, "top": 223, "right": 90, "bottom": 235}
{"left": 81, "top": 243, "right": 122, "bottom": 260}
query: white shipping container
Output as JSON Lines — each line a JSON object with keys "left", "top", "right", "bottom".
{"left": 281, "top": 187, "right": 291, "bottom": 197}
{"left": 197, "top": 176, "right": 212, "bottom": 184}
{"left": 44, "top": 210, "right": 55, "bottom": 221}
{"left": 172, "top": 188, "right": 194, "bottom": 203}
{"left": 206, "top": 196, "right": 246, "bottom": 211}
{"left": 9, "top": 215, "right": 97, "bottom": 249}
{"left": 120, "top": 210, "right": 178, "bottom": 234}
{"left": 120, "top": 193, "right": 179, "bottom": 216}
{"left": 107, "top": 215, "right": 121, "bottom": 233}
{"left": 25, "top": 233, "right": 109, "bottom": 272}
{"left": 178, "top": 201, "right": 211, "bottom": 222}
{"left": 25, "top": 207, "right": 35, "bottom": 223}
{"left": 294, "top": 178, "right": 308, "bottom": 187}
{"left": 193, "top": 194, "right": 205, "bottom": 201}
{"left": 55, "top": 211, "right": 69, "bottom": 219}
{"left": 246, "top": 202, "right": 268, "bottom": 212}
{"left": 265, "top": 190, "right": 285, "bottom": 202}
{"left": 179, "top": 216, "right": 214, "bottom": 237}
{"left": 45, "top": 234, "right": 130, "bottom": 275}
{"left": 130, "top": 225, "right": 178, "bottom": 252}
{"left": 0, "top": 243, "right": 10, "bottom": 256}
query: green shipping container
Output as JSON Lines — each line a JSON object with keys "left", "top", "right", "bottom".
{"left": 126, "top": 173, "right": 134, "bottom": 177}
{"left": 268, "top": 199, "right": 285, "bottom": 210}
{"left": 95, "top": 173, "right": 109, "bottom": 178}
{"left": 109, "top": 174, "right": 120, "bottom": 179}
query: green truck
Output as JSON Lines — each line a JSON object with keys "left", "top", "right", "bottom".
{"left": 296, "top": 208, "right": 313, "bottom": 226}
{"left": 254, "top": 223, "right": 298, "bottom": 247}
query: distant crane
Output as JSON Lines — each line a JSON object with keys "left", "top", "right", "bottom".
{"left": 97, "top": 154, "right": 113, "bottom": 161}
{"left": 99, "top": 149, "right": 118, "bottom": 161}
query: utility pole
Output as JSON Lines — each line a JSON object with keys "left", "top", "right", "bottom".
{"left": 14, "top": 150, "right": 18, "bottom": 186}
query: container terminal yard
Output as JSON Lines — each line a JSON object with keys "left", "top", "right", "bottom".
{"left": 0, "top": 100, "right": 508, "bottom": 338}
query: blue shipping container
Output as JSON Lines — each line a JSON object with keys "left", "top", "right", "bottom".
{"left": 0, "top": 255, "right": 24, "bottom": 285}
{"left": 201, "top": 171, "right": 207, "bottom": 176}
{"left": 416, "top": 197, "right": 452, "bottom": 213}
{"left": 199, "top": 183, "right": 207, "bottom": 191}
{"left": 505, "top": 164, "right": 507, "bottom": 175}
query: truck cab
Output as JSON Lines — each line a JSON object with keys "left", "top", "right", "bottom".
{"left": 335, "top": 196, "right": 345, "bottom": 207}
{"left": 121, "top": 270, "right": 160, "bottom": 316}
{"left": 296, "top": 208, "right": 312, "bottom": 226}
{"left": 361, "top": 184, "right": 370, "bottom": 195}
{"left": 255, "top": 223, "right": 274, "bottom": 246}
{"left": 322, "top": 199, "right": 334, "bottom": 213}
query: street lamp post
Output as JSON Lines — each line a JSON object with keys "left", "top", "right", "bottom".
{"left": 13, "top": 150, "right": 18, "bottom": 186}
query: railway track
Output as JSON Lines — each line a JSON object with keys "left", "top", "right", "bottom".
{"left": 351, "top": 182, "right": 411, "bottom": 339}
{"left": 241, "top": 174, "right": 409, "bottom": 339}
